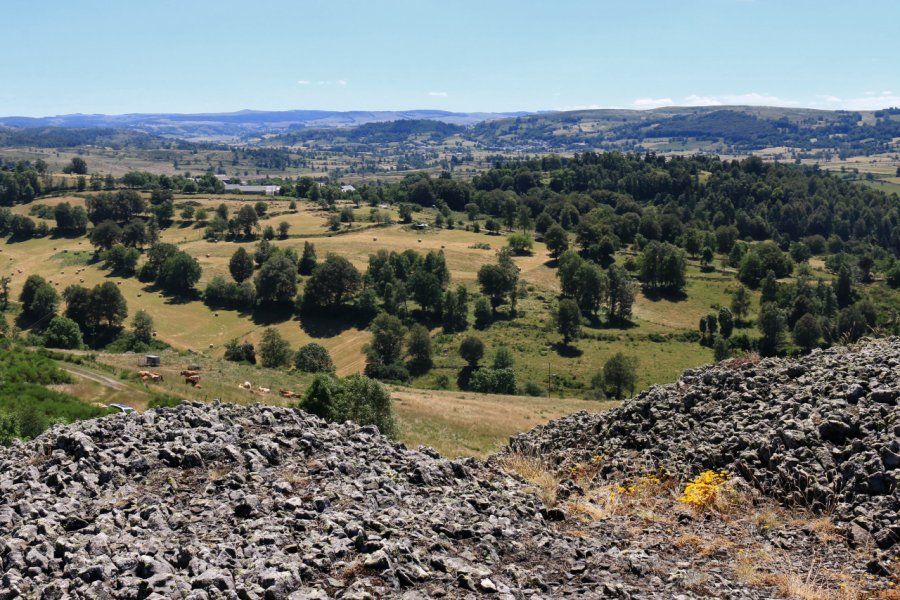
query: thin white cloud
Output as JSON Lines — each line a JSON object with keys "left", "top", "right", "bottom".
{"left": 554, "top": 103, "right": 604, "bottom": 111}
{"left": 428, "top": 91, "right": 448, "bottom": 97}
{"left": 812, "top": 91, "right": 900, "bottom": 110}
{"left": 632, "top": 97, "right": 673, "bottom": 109}
{"left": 682, "top": 94, "right": 724, "bottom": 106}
{"left": 297, "top": 79, "right": 348, "bottom": 86}
{"left": 682, "top": 92, "right": 800, "bottom": 106}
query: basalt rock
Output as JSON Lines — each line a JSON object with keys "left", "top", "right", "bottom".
{"left": 1, "top": 339, "right": 896, "bottom": 598}
{"left": 508, "top": 337, "right": 900, "bottom": 550}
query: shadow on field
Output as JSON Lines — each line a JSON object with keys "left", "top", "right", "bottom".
{"left": 299, "top": 311, "right": 355, "bottom": 338}
{"left": 251, "top": 304, "right": 298, "bottom": 326}
{"left": 641, "top": 287, "right": 688, "bottom": 302}
{"left": 553, "top": 343, "right": 584, "bottom": 358}
{"left": 50, "top": 231, "right": 87, "bottom": 240}
{"left": 142, "top": 284, "right": 201, "bottom": 305}
{"left": 591, "top": 318, "right": 638, "bottom": 331}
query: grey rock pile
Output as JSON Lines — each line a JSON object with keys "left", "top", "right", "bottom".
{"left": 1, "top": 400, "right": 766, "bottom": 599}
{"left": 509, "top": 337, "right": 900, "bottom": 551}
{"left": 1, "top": 339, "right": 896, "bottom": 598}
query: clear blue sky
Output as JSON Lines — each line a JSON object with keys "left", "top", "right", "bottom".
{"left": 1, "top": 0, "right": 897, "bottom": 116}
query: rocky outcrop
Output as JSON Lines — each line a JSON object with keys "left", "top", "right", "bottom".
{"left": 508, "top": 337, "right": 900, "bottom": 551}
{"left": 0, "top": 401, "right": 755, "bottom": 599}
{"left": 1, "top": 339, "right": 896, "bottom": 598}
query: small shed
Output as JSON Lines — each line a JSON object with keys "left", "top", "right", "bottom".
{"left": 412, "top": 222, "right": 429, "bottom": 230}
{"left": 143, "top": 355, "right": 161, "bottom": 367}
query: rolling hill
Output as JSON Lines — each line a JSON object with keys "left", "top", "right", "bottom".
{"left": 3, "top": 106, "right": 899, "bottom": 158}
{"left": 0, "top": 109, "right": 526, "bottom": 141}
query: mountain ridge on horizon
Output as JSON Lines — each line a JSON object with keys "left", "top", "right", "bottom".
{"left": 1, "top": 104, "right": 898, "bottom": 155}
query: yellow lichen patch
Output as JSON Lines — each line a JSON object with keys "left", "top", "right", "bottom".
{"left": 679, "top": 469, "right": 732, "bottom": 511}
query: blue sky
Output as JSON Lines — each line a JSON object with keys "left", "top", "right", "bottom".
{"left": 1, "top": 0, "right": 897, "bottom": 116}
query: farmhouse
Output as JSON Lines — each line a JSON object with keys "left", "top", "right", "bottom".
{"left": 340, "top": 184, "right": 356, "bottom": 193}
{"left": 223, "top": 184, "right": 282, "bottom": 196}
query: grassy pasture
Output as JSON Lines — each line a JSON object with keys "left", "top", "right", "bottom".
{"left": 3, "top": 198, "right": 757, "bottom": 390}
{"left": 83, "top": 350, "right": 605, "bottom": 458}
{"left": 391, "top": 387, "right": 615, "bottom": 457}
{"left": 3, "top": 195, "right": 783, "bottom": 459}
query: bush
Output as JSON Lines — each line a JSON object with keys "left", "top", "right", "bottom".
{"left": 474, "top": 296, "right": 492, "bottom": 329}
{"left": 523, "top": 382, "right": 546, "bottom": 397}
{"left": 792, "top": 313, "right": 822, "bottom": 351}
{"left": 224, "top": 338, "right": 256, "bottom": 364}
{"left": 0, "top": 344, "right": 72, "bottom": 385}
{"left": 148, "top": 394, "right": 183, "bottom": 409}
{"left": 713, "top": 336, "right": 730, "bottom": 361}
{"left": 102, "top": 245, "right": 140, "bottom": 276}
{"left": 363, "top": 361, "right": 410, "bottom": 383}
{"left": 469, "top": 367, "right": 517, "bottom": 395}
{"left": 43, "top": 316, "right": 83, "bottom": 349}
{"left": 259, "top": 328, "right": 292, "bottom": 368}
{"left": 887, "top": 265, "right": 900, "bottom": 289}
{"left": 204, "top": 276, "right": 257, "bottom": 310}
{"left": 507, "top": 233, "right": 533, "bottom": 255}
{"left": 492, "top": 345, "right": 515, "bottom": 369}
{"left": 298, "top": 373, "right": 398, "bottom": 438}
{"left": 0, "top": 373, "right": 106, "bottom": 444}
{"left": 294, "top": 343, "right": 335, "bottom": 373}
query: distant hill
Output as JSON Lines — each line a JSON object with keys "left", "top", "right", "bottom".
{"left": 469, "top": 106, "right": 900, "bottom": 154}
{"left": 265, "top": 119, "right": 465, "bottom": 146}
{"left": 2, "top": 105, "right": 898, "bottom": 157}
{"left": 0, "top": 125, "right": 188, "bottom": 150}
{"left": 0, "top": 109, "right": 526, "bottom": 140}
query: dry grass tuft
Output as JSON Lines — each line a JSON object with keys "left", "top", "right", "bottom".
{"left": 567, "top": 472, "right": 675, "bottom": 523}
{"left": 753, "top": 508, "right": 782, "bottom": 531}
{"left": 499, "top": 453, "right": 561, "bottom": 507}
{"left": 808, "top": 517, "right": 841, "bottom": 543}
{"left": 734, "top": 549, "right": 867, "bottom": 600}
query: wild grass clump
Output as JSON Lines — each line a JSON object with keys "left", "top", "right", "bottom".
{"left": 148, "top": 394, "right": 183, "bottom": 409}
{"left": 499, "top": 453, "right": 561, "bottom": 507}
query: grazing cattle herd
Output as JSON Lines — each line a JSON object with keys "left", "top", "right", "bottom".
{"left": 137, "top": 370, "right": 163, "bottom": 383}
{"left": 133, "top": 365, "right": 296, "bottom": 400}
